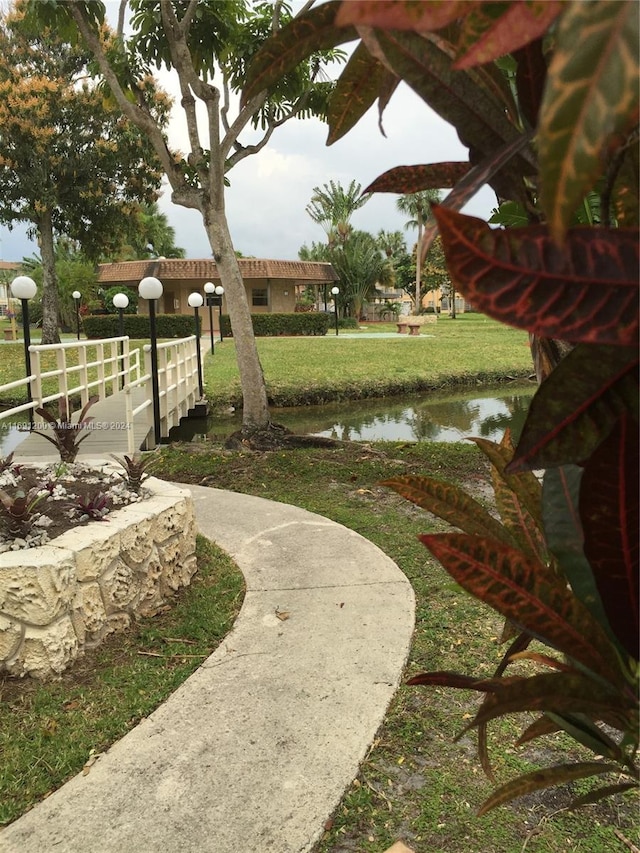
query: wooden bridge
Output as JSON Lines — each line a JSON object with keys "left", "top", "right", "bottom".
{"left": 0, "top": 336, "right": 203, "bottom": 461}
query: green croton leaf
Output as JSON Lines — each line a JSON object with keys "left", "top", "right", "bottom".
{"left": 509, "top": 345, "right": 639, "bottom": 470}
{"left": 326, "top": 42, "right": 399, "bottom": 145}
{"left": 539, "top": 0, "right": 640, "bottom": 240}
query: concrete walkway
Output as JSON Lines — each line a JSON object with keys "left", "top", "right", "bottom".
{"left": 1, "top": 485, "right": 415, "bottom": 853}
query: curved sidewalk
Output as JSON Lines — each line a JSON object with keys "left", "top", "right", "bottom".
{"left": 1, "top": 485, "right": 415, "bottom": 853}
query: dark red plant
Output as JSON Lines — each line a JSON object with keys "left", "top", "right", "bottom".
{"left": 244, "top": 0, "right": 640, "bottom": 813}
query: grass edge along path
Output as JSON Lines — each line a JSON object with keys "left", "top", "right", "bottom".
{"left": 151, "top": 442, "right": 638, "bottom": 853}
{"left": 0, "top": 535, "right": 244, "bottom": 828}
{"left": 3, "top": 441, "right": 633, "bottom": 851}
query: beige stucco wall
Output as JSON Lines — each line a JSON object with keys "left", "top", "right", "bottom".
{"left": 136, "top": 277, "right": 298, "bottom": 329}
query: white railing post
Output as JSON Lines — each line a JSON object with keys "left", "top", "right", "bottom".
{"left": 96, "top": 341, "right": 106, "bottom": 399}
{"left": 30, "top": 346, "right": 43, "bottom": 425}
{"left": 56, "top": 347, "right": 69, "bottom": 414}
{"left": 78, "top": 343, "right": 89, "bottom": 407}
{"left": 143, "top": 344, "right": 155, "bottom": 447}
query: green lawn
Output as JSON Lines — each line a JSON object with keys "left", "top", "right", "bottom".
{"left": 204, "top": 314, "right": 532, "bottom": 407}
{"left": 0, "top": 314, "right": 531, "bottom": 411}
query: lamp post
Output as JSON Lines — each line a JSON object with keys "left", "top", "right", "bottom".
{"left": 72, "top": 290, "right": 81, "bottom": 340}
{"left": 187, "top": 292, "right": 205, "bottom": 399}
{"left": 204, "top": 281, "right": 215, "bottom": 354}
{"left": 11, "top": 276, "right": 37, "bottom": 430}
{"left": 215, "top": 285, "right": 225, "bottom": 341}
{"left": 138, "top": 276, "right": 163, "bottom": 447}
{"left": 331, "top": 286, "right": 340, "bottom": 336}
{"left": 113, "top": 292, "right": 129, "bottom": 390}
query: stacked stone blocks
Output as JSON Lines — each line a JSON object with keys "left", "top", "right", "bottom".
{"left": 0, "top": 478, "right": 197, "bottom": 678}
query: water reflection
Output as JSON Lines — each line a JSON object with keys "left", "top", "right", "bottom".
{"left": 173, "top": 381, "right": 535, "bottom": 445}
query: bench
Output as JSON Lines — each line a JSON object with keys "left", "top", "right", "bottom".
{"left": 397, "top": 314, "right": 438, "bottom": 335}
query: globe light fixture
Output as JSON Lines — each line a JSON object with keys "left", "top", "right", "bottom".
{"left": 214, "top": 285, "right": 225, "bottom": 341}
{"left": 10, "top": 276, "right": 38, "bottom": 430}
{"left": 187, "top": 292, "right": 205, "bottom": 398}
{"left": 204, "top": 281, "right": 216, "bottom": 354}
{"left": 113, "top": 293, "right": 130, "bottom": 390}
{"left": 138, "top": 276, "right": 163, "bottom": 446}
{"left": 331, "top": 286, "right": 340, "bottom": 336}
{"left": 72, "top": 290, "right": 82, "bottom": 340}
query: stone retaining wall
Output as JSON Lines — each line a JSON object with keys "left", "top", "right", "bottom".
{"left": 0, "top": 477, "right": 197, "bottom": 679}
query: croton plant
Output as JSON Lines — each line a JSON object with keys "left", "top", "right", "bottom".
{"left": 244, "top": 1, "right": 639, "bottom": 813}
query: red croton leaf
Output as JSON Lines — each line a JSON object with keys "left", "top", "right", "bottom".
{"left": 242, "top": 2, "right": 357, "bottom": 106}
{"left": 364, "top": 162, "right": 470, "bottom": 194}
{"left": 477, "top": 762, "right": 620, "bottom": 816}
{"left": 433, "top": 206, "right": 640, "bottom": 347}
{"left": 580, "top": 413, "right": 639, "bottom": 660}
{"left": 420, "top": 533, "right": 625, "bottom": 686}
{"left": 335, "top": 0, "right": 474, "bottom": 32}
{"left": 513, "top": 38, "right": 548, "bottom": 128}
{"left": 509, "top": 345, "right": 639, "bottom": 471}
{"left": 454, "top": 2, "right": 563, "bottom": 70}
{"left": 327, "top": 42, "right": 399, "bottom": 145}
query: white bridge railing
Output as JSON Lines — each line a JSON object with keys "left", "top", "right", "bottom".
{"left": 0, "top": 336, "right": 201, "bottom": 455}
{"left": 126, "top": 336, "right": 201, "bottom": 452}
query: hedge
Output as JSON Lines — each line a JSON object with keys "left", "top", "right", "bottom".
{"left": 82, "top": 314, "right": 200, "bottom": 339}
{"left": 219, "top": 312, "right": 330, "bottom": 337}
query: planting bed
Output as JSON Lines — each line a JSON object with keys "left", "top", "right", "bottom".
{"left": 0, "top": 476, "right": 197, "bottom": 678}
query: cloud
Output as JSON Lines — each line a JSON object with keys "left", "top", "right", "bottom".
{"left": 1, "top": 22, "right": 498, "bottom": 265}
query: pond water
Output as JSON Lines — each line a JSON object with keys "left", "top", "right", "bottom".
{"left": 169, "top": 380, "right": 536, "bottom": 445}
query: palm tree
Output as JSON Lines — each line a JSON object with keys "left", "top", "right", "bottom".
{"left": 115, "top": 203, "right": 185, "bottom": 260}
{"left": 306, "top": 180, "right": 371, "bottom": 248}
{"left": 376, "top": 229, "right": 407, "bottom": 259}
{"left": 396, "top": 189, "right": 442, "bottom": 314}
{"left": 330, "top": 231, "right": 394, "bottom": 320}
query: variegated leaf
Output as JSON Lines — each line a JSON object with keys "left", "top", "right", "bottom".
{"left": 539, "top": 0, "right": 640, "bottom": 240}
{"left": 420, "top": 533, "right": 625, "bottom": 684}
{"left": 382, "top": 475, "right": 513, "bottom": 544}
{"left": 364, "top": 162, "right": 470, "bottom": 194}
{"left": 434, "top": 206, "right": 640, "bottom": 347}
{"left": 477, "top": 762, "right": 620, "bottom": 815}
{"left": 335, "top": 0, "right": 475, "bottom": 31}
{"left": 327, "top": 42, "right": 399, "bottom": 144}
{"left": 509, "top": 345, "right": 639, "bottom": 470}
{"left": 455, "top": 1, "right": 563, "bottom": 70}
{"left": 580, "top": 413, "right": 639, "bottom": 659}
{"left": 242, "top": 2, "right": 357, "bottom": 105}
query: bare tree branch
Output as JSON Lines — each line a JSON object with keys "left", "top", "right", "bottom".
{"left": 68, "top": 5, "right": 193, "bottom": 203}
{"left": 179, "top": 0, "right": 200, "bottom": 37}
{"left": 117, "top": 0, "right": 127, "bottom": 37}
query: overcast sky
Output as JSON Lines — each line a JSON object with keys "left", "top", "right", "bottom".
{"left": 0, "top": 3, "right": 497, "bottom": 264}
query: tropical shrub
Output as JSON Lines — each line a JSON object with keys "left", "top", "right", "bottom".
{"left": 220, "top": 312, "right": 330, "bottom": 337}
{"left": 244, "top": 0, "right": 639, "bottom": 814}
{"left": 34, "top": 396, "right": 98, "bottom": 463}
{"left": 103, "top": 286, "right": 138, "bottom": 314}
{"left": 82, "top": 314, "right": 198, "bottom": 339}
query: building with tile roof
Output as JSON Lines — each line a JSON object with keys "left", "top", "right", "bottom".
{"left": 98, "top": 258, "right": 338, "bottom": 333}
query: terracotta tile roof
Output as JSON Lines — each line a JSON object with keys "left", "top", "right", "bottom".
{"left": 0, "top": 261, "right": 20, "bottom": 272}
{"left": 98, "top": 258, "right": 338, "bottom": 283}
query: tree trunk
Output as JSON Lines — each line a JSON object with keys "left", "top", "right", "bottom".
{"left": 39, "top": 211, "right": 60, "bottom": 344}
{"left": 415, "top": 217, "right": 423, "bottom": 315}
{"left": 206, "top": 211, "right": 270, "bottom": 434}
